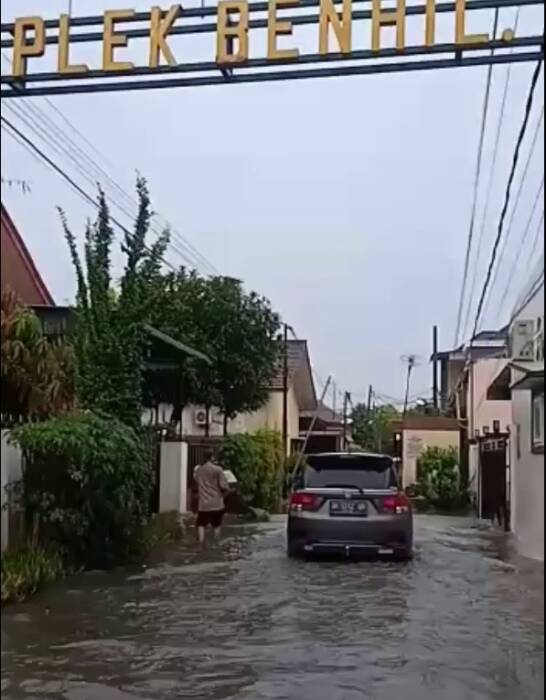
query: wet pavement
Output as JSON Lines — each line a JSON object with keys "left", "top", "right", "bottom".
{"left": 1, "top": 515, "right": 544, "bottom": 700}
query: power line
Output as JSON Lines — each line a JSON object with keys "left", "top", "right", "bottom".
{"left": 8, "top": 99, "right": 217, "bottom": 273}
{"left": 483, "top": 104, "right": 545, "bottom": 317}
{"left": 454, "top": 10, "right": 500, "bottom": 346}
{"left": 462, "top": 11, "right": 514, "bottom": 340}
{"left": 1, "top": 114, "right": 183, "bottom": 275}
{"left": 494, "top": 181, "right": 544, "bottom": 323}
{"left": 524, "top": 208, "right": 546, "bottom": 272}
{"left": 1, "top": 52, "right": 219, "bottom": 276}
{"left": 471, "top": 58, "right": 544, "bottom": 341}
{"left": 3, "top": 100, "right": 217, "bottom": 273}
{"left": 4, "top": 101, "right": 218, "bottom": 274}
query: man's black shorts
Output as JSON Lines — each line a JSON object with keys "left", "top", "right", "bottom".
{"left": 196, "top": 510, "right": 225, "bottom": 529}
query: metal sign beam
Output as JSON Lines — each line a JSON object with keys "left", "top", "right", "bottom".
{"left": 1, "top": 0, "right": 543, "bottom": 98}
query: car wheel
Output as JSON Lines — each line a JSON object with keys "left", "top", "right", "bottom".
{"left": 287, "top": 541, "right": 302, "bottom": 559}
{"left": 396, "top": 547, "right": 413, "bottom": 562}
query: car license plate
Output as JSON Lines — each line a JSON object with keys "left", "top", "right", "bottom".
{"left": 330, "top": 500, "right": 368, "bottom": 517}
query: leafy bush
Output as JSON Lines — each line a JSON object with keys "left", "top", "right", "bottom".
{"left": 252, "top": 430, "right": 284, "bottom": 512}
{"left": 1, "top": 547, "right": 65, "bottom": 605}
{"left": 1, "top": 289, "right": 74, "bottom": 426}
{"left": 416, "top": 446, "right": 469, "bottom": 513}
{"left": 217, "top": 433, "right": 260, "bottom": 509}
{"left": 11, "top": 412, "right": 152, "bottom": 569}
{"left": 217, "top": 430, "right": 284, "bottom": 512}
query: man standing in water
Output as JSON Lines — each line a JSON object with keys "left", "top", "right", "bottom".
{"left": 194, "top": 449, "right": 230, "bottom": 545}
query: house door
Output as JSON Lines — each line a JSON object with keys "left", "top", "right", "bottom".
{"left": 480, "top": 436, "right": 510, "bottom": 531}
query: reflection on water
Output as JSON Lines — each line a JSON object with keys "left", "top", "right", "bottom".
{"left": 1, "top": 516, "right": 543, "bottom": 700}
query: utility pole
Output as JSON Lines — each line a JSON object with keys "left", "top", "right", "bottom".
{"left": 282, "top": 323, "right": 289, "bottom": 456}
{"left": 402, "top": 355, "right": 418, "bottom": 416}
{"left": 432, "top": 325, "right": 439, "bottom": 411}
{"left": 342, "top": 391, "right": 351, "bottom": 450}
{"left": 367, "top": 384, "right": 373, "bottom": 414}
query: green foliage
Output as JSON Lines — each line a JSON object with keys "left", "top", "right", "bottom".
{"left": 217, "top": 433, "right": 260, "bottom": 508}
{"left": 1, "top": 290, "right": 74, "bottom": 426}
{"left": 11, "top": 412, "right": 152, "bottom": 569}
{"left": 1, "top": 547, "right": 65, "bottom": 605}
{"left": 60, "top": 178, "right": 169, "bottom": 427}
{"left": 252, "top": 430, "right": 284, "bottom": 512}
{"left": 351, "top": 403, "right": 399, "bottom": 453}
{"left": 151, "top": 271, "right": 282, "bottom": 430}
{"left": 217, "top": 430, "right": 284, "bottom": 512}
{"left": 415, "top": 446, "right": 469, "bottom": 513}
{"left": 131, "top": 511, "right": 184, "bottom": 557}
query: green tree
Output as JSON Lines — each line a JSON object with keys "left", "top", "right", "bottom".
{"left": 60, "top": 178, "right": 168, "bottom": 427}
{"left": 1, "top": 290, "right": 74, "bottom": 425}
{"left": 152, "top": 272, "right": 282, "bottom": 433}
{"left": 351, "top": 403, "right": 399, "bottom": 453}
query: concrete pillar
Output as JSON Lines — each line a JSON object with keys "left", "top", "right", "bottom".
{"left": 1, "top": 430, "right": 23, "bottom": 552}
{"left": 159, "top": 441, "right": 188, "bottom": 515}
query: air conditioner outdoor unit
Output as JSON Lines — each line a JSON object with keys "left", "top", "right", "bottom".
{"left": 511, "top": 320, "right": 535, "bottom": 361}
{"left": 194, "top": 408, "right": 208, "bottom": 426}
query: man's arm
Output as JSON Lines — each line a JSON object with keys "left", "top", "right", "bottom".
{"left": 218, "top": 468, "right": 230, "bottom": 494}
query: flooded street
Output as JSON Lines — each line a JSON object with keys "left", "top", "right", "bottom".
{"left": 1, "top": 515, "right": 543, "bottom": 700}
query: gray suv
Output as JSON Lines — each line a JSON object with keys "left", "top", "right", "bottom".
{"left": 287, "top": 452, "right": 413, "bottom": 560}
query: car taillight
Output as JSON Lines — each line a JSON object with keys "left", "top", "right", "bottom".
{"left": 290, "top": 492, "right": 323, "bottom": 512}
{"left": 382, "top": 492, "right": 411, "bottom": 514}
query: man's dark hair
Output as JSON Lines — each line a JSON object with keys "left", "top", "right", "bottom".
{"left": 203, "top": 448, "right": 215, "bottom": 463}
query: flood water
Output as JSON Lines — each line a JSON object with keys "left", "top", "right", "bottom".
{"left": 1, "top": 516, "right": 544, "bottom": 700}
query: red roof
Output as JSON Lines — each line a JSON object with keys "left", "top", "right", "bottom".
{"left": 1, "top": 203, "right": 54, "bottom": 305}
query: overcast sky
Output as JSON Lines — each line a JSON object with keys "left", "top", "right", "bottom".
{"left": 1, "top": 0, "right": 544, "bottom": 406}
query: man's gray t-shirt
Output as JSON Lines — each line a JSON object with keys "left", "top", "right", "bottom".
{"left": 194, "top": 461, "right": 229, "bottom": 512}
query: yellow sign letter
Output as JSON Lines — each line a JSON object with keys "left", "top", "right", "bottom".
{"left": 425, "top": 0, "right": 435, "bottom": 47}
{"left": 267, "top": 0, "right": 299, "bottom": 61}
{"left": 58, "top": 14, "right": 89, "bottom": 74}
{"left": 371, "top": 0, "right": 406, "bottom": 52}
{"left": 319, "top": 0, "right": 352, "bottom": 55}
{"left": 103, "top": 9, "right": 135, "bottom": 72}
{"left": 455, "top": 0, "right": 489, "bottom": 44}
{"left": 216, "top": 1, "right": 249, "bottom": 64}
{"left": 149, "top": 5, "right": 181, "bottom": 68}
{"left": 12, "top": 17, "right": 45, "bottom": 78}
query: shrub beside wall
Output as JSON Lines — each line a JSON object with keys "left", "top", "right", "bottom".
{"left": 11, "top": 411, "right": 152, "bottom": 569}
{"left": 217, "top": 430, "right": 284, "bottom": 513}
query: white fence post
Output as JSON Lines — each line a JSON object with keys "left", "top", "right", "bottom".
{"left": 159, "top": 441, "right": 188, "bottom": 515}
{"left": 1, "top": 430, "right": 23, "bottom": 552}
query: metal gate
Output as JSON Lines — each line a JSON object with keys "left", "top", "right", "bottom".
{"left": 479, "top": 435, "right": 510, "bottom": 531}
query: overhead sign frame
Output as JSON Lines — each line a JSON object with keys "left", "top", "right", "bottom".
{"left": 1, "top": 0, "right": 543, "bottom": 98}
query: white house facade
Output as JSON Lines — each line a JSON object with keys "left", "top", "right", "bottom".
{"left": 508, "top": 267, "right": 544, "bottom": 561}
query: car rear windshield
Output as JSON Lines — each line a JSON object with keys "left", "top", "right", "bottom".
{"left": 303, "top": 454, "right": 396, "bottom": 490}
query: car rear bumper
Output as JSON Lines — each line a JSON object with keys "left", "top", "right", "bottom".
{"left": 287, "top": 514, "right": 413, "bottom": 554}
